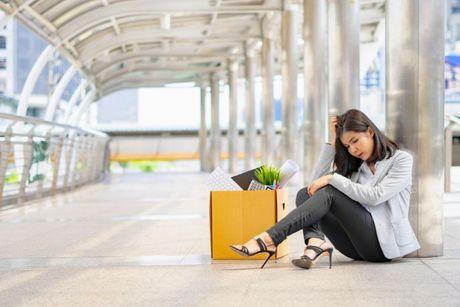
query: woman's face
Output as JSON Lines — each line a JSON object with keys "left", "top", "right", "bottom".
{"left": 339, "top": 128, "right": 375, "bottom": 161}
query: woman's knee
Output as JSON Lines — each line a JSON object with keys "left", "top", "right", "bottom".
{"left": 312, "top": 185, "right": 335, "bottom": 200}
{"left": 320, "top": 184, "right": 336, "bottom": 194}
{"left": 295, "top": 187, "right": 310, "bottom": 207}
{"left": 296, "top": 185, "right": 335, "bottom": 208}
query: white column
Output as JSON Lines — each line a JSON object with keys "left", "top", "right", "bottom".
{"left": 199, "top": 84, "right": 208, "bottom": 172}
{"left": 281, "top": 7, "right": 299, "bottom": 162}
{"left": 244, "top": 43, "right": 257, "bottom": 170}
{"left": 209, "top": 72, "right": 221, "bottom": 170}
{"left": 328, "top": 0, "right": 360, "bottom": 117}
{"left": 386, "top": 0, "right": 445, "bottom": 257}
{"left": 261, "top": 16, "right": 275, "bottom": 164}
{"left": 228, "top": 59, "right": 239, "bottom": 173}
{"left": 303, "top": 0, "right": 328, "bottom": 184}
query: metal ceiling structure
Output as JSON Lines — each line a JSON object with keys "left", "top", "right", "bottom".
{"left": 0, "top": 0, "right": 385, "bottom": 98}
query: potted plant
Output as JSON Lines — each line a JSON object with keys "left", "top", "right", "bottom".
{"left": 254, "top": 165, "right": 282, "bottom": 190}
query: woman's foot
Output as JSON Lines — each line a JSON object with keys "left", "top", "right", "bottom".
{"left": 232, "top": 232, "right": 276, "bottom": 254}
{"left": 292, "top": 237, "right": 334, "bottom": 269}
{"left": 303, "top": 237, "right": 334, "bottom": 260}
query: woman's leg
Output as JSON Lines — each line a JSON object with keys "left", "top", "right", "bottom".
{"left": 317, "top": 188, "right": 390, "bottom": 262}
{"left": 295, "top": 187, "right": 325, "bottom": 244}
{"left": 319, "top": 213, "right": 363, "bottom": 260}
{"left": 295, "top": 187, "right": 362, "bottom": 260}
{"left": 265, "top": 185, "right": 391, "bottom": 262}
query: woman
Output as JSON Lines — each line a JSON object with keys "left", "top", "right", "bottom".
{"left": 230, "top": 109, "right": 421, "bottom": 269}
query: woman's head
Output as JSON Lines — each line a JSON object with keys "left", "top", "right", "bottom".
{"left": 334, "top": 109, "right": 399, "bottom": 177}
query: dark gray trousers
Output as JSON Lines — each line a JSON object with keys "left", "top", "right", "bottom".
{"left": 266, "top": 185, "right": 391, "bottom": 262}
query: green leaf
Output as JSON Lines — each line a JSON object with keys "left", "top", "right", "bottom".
{"left": 254, "top": 164, "right": 282, "bottom": 185}
{"left": 40, "top": 141, "right": 49, "bottom": 151}
{"left": 28, "top": 173, "right": 45, "bottom": 184}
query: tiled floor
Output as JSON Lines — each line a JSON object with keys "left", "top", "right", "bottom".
{"left": 0, "top": 168, "right": 459, "bottom": 306}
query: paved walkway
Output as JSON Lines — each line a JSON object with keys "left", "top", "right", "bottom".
{"left": 0, "top": 169, "right": 459, "bottom": 306}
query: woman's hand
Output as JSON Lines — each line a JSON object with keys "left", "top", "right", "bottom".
{"left": 329, "top": 116, "right": 338, "bottom": 146}
{"left": 307, "top": 175, "right": 333, "bottom": 196}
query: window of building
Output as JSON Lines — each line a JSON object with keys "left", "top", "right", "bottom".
{"left": 0, "top": 79, "right": 6, "bottom": 94}
{"left": 0, "top": 36, "right": 6, "bottom": 49}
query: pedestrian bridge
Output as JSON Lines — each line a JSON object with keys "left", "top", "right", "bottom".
{"left": 0, "top": 0, "right": 458, "bottom": 305}
{"left": 0, "top": 171, "right": 459, "bottom": 305}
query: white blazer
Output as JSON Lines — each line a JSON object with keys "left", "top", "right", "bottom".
{"left": 310, "top": 143, "right": 421, "bottom": 260}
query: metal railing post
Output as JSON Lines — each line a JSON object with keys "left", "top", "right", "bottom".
{"left": 0, "top": 127, "right": 13, "bottom": 207}
{"left": 18, "top": 129, "right": 35, "bottom": 204}
{"left": 51, "top": 132, "right": 66, "bottom": 195}
{"left": 0, "top": 112, "right": 109, "bottom": 207}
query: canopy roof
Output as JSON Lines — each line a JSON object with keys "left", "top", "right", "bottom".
{"left": 0, "top": 0, "right": 385, "bottom": 97}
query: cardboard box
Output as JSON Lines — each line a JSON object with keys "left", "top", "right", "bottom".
{"left": 209, "top": 188, "right": 289, "bottom": 260}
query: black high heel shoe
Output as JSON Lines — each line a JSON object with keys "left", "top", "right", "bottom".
{"left": 229, "top": 237, "right": 276, "bottom": 269}
{"left": 291, "top": 244, "right": 334, "bottom": 269}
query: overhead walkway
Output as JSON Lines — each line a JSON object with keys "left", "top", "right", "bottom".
{"left": 0, "top": 1, "right": 455, "bottom": 305}
{"left": 0, "top": 171, "right": 459, "bottom": 305}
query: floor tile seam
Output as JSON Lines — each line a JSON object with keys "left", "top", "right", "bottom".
{"left": 420, "top": 259, "right": 460, "bottom": 293}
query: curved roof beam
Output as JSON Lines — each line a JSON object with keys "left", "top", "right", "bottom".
{"left": 100, "top": 76, "right": 199, "bottom": 96}
{"left": 97, "top": 64, "right": 225, "bottom": 85}
{"left": 93, "top": 56, "right": 234, "bottom": 78}
{"left": 75, "top": 19, "right": 254, "bottom": 51}
{"left": 56, "top": 0, "right": 282, "bottom": 41}
{"left": 78, "top": 31, "right": 252, "bottom": 63}
{"left": 90, "top": 50, "right": 242, "bottom": 74}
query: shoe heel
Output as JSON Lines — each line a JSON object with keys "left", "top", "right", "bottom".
{"left": 328, "top": 248, "right": 333, "bottom": 269}
{"left": 260, "top": 251, "right": 275, "bottom": 269}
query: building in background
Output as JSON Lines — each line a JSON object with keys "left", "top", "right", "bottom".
{"left": 0, "top": 11, "right": 79, "bottom": 118}
{"left": 97, "top": 89, "right": 138, "bottom": 124}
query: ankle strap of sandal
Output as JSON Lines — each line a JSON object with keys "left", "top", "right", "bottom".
{"left": 255, "top": 237, "right": 267, "bottom": 251}
{"left": 306, "top": 245, "right": 324, "bottom": 254}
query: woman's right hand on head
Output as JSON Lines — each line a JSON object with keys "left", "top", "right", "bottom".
{"left": 329, "top": 116, "right": 338, "bottom": 145}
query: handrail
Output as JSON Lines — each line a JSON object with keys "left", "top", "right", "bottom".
{"left": 0, "top": 112, "right": 109, "bottom": 138}
{"left": 0, "top": 112, "right": 110, "bottom": 208}
{"left": 445, "top": 113, "right": 460, "bottom": 126}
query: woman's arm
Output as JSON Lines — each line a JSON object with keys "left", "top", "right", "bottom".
{"left": 328, "top": 151, "right": 413, "bottom": 206}
{"left": 308, "top": 142, "right": 335, "bottom": 184}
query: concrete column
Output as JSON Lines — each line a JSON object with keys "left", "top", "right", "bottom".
{"left": 199, "top": 84, "right": 208, "bottom": 172}
{"left": 261, "top": 17, "right": 276, "bottom": 165}
{"left": 303, "top": 0, "right": 328, "bottom": 184}
{"left": 328, "top": 0, "right": 360, "bottom": 117}
{"left": 386, "top": 0, "right": 445, "bottom": 257}
{"left": 244, "top": 44, "right": 257, "bottom": 170}
{"left": 281, "top": 8, "right": 299, "bottom": 162}
{"left": 210, "top": 72, "right": 221, "bottom": 170}
{"left": 228, "top": 59, "right": 239, "bottom": 173}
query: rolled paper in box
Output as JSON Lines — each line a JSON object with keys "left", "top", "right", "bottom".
{"left": 278, "top": 160, "right": 300, "bottom": 188}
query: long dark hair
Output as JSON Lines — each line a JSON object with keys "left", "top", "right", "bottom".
{"left": 334, "top": 109, "right": 399, "bottom": 178}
